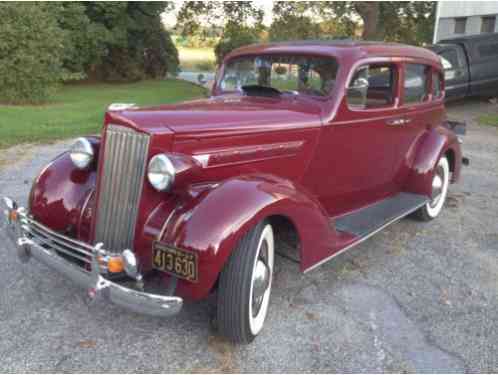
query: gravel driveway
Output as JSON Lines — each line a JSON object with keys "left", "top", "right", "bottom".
{"left": 0, "top": 99, "right": 497, "bottom": 373}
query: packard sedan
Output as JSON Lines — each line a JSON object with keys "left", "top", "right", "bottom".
{"left": 2, "top": 41, "right": 465, "bottom": 343}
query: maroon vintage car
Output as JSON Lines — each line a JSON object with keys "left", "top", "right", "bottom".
{"left": 2, "top": 41, "right": 465, "bottom": 343}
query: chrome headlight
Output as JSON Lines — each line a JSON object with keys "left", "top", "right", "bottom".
{"left": 70, "top": 138, "right": 94, "bottom": 169}
{"left": 122, "top": 249, "right": 140, "bottom": 279}
{"left": 147, "top": 154, "right": 175, "bottom": 192}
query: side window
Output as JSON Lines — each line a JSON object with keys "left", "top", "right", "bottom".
{"left": 440, "top": 46, "right": 466, "bottom": 81}
{"left": 440, "top": 49, "right": 459, "bottom": 70}
{"left": 404, "top": 64, "right": 430, "bottom": 104}
{"left": 347, "top": 64, "right": 397, "bottom": 109}
{"left": 432, "top": 71, "right": 443, "bottom": 99}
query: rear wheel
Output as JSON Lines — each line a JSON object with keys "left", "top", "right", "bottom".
{"left": 414, "top": 156, "right": 450, "bottom": 221}
{"left": 217, "top": 221, "right": 274, "bottom": 344}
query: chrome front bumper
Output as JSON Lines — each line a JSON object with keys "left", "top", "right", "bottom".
{"left": 1, "top": 197, "right": 182, "bottom": 318}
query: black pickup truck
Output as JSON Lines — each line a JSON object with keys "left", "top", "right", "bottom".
{"left": 428, "top": 32, "right": 498, "bottom": 101}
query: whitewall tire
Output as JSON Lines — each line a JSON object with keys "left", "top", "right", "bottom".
{"left": 415, "top": 156, "right": 450, "bottom": 221}
{"left": 217, "top": 220, "right": 274, "bottom": 343}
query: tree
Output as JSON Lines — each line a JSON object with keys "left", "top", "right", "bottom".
{"left": 51, "top": 2, "right": 110, "bottom": 79}
{"left": 269, "top": 2, "right": 321, "bottom": 41}
{"left": 354, "top": 2, "right": 380, "bottom": 40}
{"left": 214, "top": 24, "right": 260, "bottom": 64}
{"left": 177, "top": 1, "right": 264, "bottom": 65}
{"left": 0, "top": 2, "right": 179, "bottom": 103}
{"left": 0, "top": 3, "right": 65, "bottom": 103}
{"left": 83, "top": 2, "right": 179, "bottom": 81}
{"left": 312, "top": 1, "right": 436, "bottom": 44}
{"left": 383, "top": 2, "right": 436, "bottom": 45}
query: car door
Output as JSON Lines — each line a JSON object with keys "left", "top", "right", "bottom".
{"left": 469, "top": 39, "right": 498, "bottom": 96}
{"left": 391, "top": 62, "right": 441, "bottom": 188}
{"left": 303, "top": 60, "right": 404, "bottom": 217}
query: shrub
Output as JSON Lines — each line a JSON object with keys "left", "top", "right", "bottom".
{"left": 0, "top": 3, "right": 65, "bottom": 104}
{"left": 53, "top": 2, "right": 109, "bottom": 81}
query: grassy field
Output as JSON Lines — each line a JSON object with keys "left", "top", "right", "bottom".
{"left": 0, "top": 79, "right": 207, "bottom": 149}
{"left": 178, "top": 46, "right": 216, "bottom": 72}
{"left": 478, "top": 113, "right": 498, "bottom": 127}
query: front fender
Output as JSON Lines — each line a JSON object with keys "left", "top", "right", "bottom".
{"left": 403, "top": 125, "right": 462, "bottom": 196}
{"left": 158, "top": 174, "right": 335, "bottom": 300}
{"left": 30, "top": 150, "right": 98, "bottom": 241}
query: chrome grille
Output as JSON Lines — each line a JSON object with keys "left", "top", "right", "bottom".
{"left": 94, "top": 125, "right": 150, "bottom": 252}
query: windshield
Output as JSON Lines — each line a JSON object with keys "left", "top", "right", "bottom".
{"left": 218, "top": 55, "right": 339, "bottom": 97}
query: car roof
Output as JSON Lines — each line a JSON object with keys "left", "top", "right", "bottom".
{"left": 439, "top": 32, "right": 498, "bottom": 44}
{"left": 227, "top": 40, "right": 440, "bottom": 64}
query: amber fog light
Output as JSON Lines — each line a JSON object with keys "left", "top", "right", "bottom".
{"left": 70, "top": 138, "right": 94, "bottom": 169}
{"left": 147, "top": 154, "right": 175, "bottom": 192}
{"left": 107, "top": 256, "right": 124, "bottom": 274}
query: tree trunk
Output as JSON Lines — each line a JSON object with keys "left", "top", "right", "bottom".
{"left": 354, "top": 2, "right": 380, "bottom": 40}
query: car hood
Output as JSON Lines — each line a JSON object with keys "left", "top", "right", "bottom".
{"left": 105, "top": 95, "right": 324, "bottom": 139}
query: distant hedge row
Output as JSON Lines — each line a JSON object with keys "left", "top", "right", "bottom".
{"left": 0, "top": 2, "right": 179, "bottom": 104}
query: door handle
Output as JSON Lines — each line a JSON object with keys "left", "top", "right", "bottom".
{"left": 386, "top": 118, "right": 406, "bottom": 126}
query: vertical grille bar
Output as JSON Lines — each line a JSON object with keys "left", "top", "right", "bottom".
{"left": 94, "top": 125, "right": 150, "bottom": 252}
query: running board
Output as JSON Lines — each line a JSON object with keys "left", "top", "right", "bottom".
{"left": 335, "top": 192, "right": 428, "bottom": 237}
{"left": 304, "top": 192, "right": 428, "bottom": 273}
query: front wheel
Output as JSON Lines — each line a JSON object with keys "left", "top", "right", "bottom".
{"left": 414, "top": 156, "right": 450, "bottom": 221}
{"left": 217, "top": 221, "right": 274, "bottom": 344}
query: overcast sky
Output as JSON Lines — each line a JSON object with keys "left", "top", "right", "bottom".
{"left": 162, "top": 0, "right": 274, "bottom": 28}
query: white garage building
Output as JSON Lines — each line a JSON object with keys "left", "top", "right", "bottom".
{"left": 434, "top": 1, "right": 498, "bottom": 42}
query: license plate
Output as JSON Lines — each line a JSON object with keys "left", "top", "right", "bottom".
{"left": 152, "top": 242, "right": 198, "bottom": 282}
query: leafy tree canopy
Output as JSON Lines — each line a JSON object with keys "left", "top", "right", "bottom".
{"left": 0, "top": 1, "right": 179, "bottom": 104}
{"left": 176, "top": 1, "right": 435, "bottom": 67}
{"left": 77, "top": 1, "right": 179, "bottom": 81}
{"left": 309, "top": 1, "right": 435, "bottom": 44}
{"left": 177, "top": 1, "right": 265, "bottom": 64}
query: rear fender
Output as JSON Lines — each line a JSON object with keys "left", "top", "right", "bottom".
{"left": 158, "top": 174, "right": 335, "bottom": 300}
{"left": 403, "top": 126, "right": 461, "bottom": 196}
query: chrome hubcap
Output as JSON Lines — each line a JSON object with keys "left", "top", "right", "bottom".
{"left": 251, "top": 242, "right": 270, "bottom": 317}
{"left": 430, "top": 166, "right": 444, "bottom": 207}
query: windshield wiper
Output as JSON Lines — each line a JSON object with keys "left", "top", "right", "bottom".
{"left": 241, "top": 85, "right": 282, "bottom": 97}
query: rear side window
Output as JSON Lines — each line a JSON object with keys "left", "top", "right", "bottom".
{"left": 432, "top": 71, "right": 443, "bottom": 99}
{"left": 347, "top": 64, "right": 397, "bottom": 109}
{"left": 404, "top": 64, "right": 430, "bottom": 104}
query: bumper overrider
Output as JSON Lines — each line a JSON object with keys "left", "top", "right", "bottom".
{"left": 1, "top": 197, "right": 182, "bottom": 317}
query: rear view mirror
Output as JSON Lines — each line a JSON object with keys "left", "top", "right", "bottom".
{"left": 349, "top": 77, "right": 369, "bottom": 90}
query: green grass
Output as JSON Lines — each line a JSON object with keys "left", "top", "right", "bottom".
{"left": 0, "top": 79, "right": 207, "bottom": 149}
{"left": 178, "top": 46, "right": 216, "bottom": 72}
{"left": 478, "top": 113, "right": 498, "bottom": 127}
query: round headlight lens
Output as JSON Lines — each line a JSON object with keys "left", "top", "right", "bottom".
{"left": 122, "top": 249, "right": 139, "bottom": 279}
{"left": 70, "top": 138, "right": 94, "bottom": 169}
{"left": 147, "top": 154, "right": 175, "bottom": 192}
